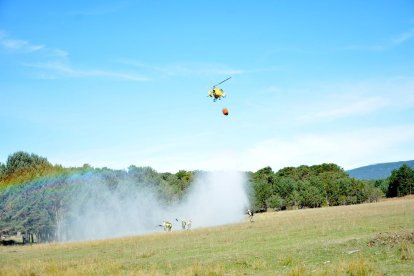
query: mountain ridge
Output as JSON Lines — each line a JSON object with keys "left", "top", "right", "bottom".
{"left": 346, "top": 160, "right": 414, "bottom": 180}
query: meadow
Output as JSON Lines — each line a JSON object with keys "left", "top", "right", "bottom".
{"left": 1, "top": 197, "right": 413, "bottom": 275}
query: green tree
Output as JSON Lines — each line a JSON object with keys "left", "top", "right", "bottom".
{"left": 175, "top": 170, "right": 193, "bottom": 191}
{"left": 4, "top": 151, "right": 52, "bottom": 176}
{"left": 318, "top": 172, "right": 346, "bottom": 206}
{"left": 387, "top": 164, "right": 414, "bottom": 197}
{"left": 252, "top": 179, "right": 271, "bottom": 211}
{"left": 250, "top": 167, "right": 275, "bottom": 211}
{"left": 0, "top": 152, "right": 56, "bottom": 188}
{"left": 300, "top": 184, "right": 324, "bottom": 208}
{"left": 275, "top": 166, "right": 297, "bottom": 179}
{"left": 310, "top": 163, "right": 347, "bottom": 176}
{"left": 373, "top": 179, "right": 389, "bottom": 195}
{"left": 253, "top": 166, "right": 274, "bottom": 184}
{"left": 272, "top": 177, "right": 297, "bottom": 198}
{"left": 364, "top": 186, "right": 383, "bottom": 202}
{"left": 0, "top": 162, "right": 5, "bottom": 179}
{"left": 286, "top": 190, "right": 301, "bottom": 209}
{"left": 266, "top": 194, "right": 285, "bottom": 210}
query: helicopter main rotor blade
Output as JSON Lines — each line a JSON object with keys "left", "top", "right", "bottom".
{"left": 213, "top": 76, "right": 231, "bottom": 87}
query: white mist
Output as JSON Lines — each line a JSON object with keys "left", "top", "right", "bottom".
{"left": 58, "top": 171, "right": 250, "bottom": 242}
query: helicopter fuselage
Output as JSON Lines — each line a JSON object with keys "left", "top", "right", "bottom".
{"left": 208, "top": 87, "right": 225, "bottom": 100}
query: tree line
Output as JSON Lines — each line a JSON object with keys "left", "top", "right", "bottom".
{"left": 250, "top": 164, "right": 376, "bottom": 211}
{"left": 1, "top": 151, "right": 413, "bottom": 242}
{"left": 250, "top": 163, "right": 414, "bottom": 212}
{"left": 0, "top": 152, "right": 195, "bottom": 241}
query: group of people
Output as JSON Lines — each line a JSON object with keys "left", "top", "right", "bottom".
{"left": 159, "top": 219, "right": 192, "bottom": 232}
{"left": 159, "top": 210, "right": 254, "bottom": 232}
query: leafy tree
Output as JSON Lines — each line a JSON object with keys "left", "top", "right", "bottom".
{"left": 250, "top": 167, "right": 275, "bottom": 211}
{"left": 0, "top": 162, "right": 5, "bottom": 179}
{"left": 272, "top": 177, "right": 297, "bottom": 198}
{"left": 266, "top": 194, "right": 285, "bottom": 210}
{"left": 300, "top": 183, "right": 325, "bottom": 208}
{"left": 175, "top": 170, "right": 193, "bottom": 192}
{"left": 387, "top": 164, "right": 414, "bottom": 197}
{"left": 347, "top": 178, "right": 369, "bottom": 204}
{"left": 286, "top": 190, "right": 301, "bottom": 209}
{"left": 318, "top": 172, "right": 347, "bottom": 206}
{"left": 255, "top": 166, "right": 273, "bottom": 176}
{"left": 4, "top": 151, "right": 52, "bottom": 176}
{"left": 253, "top": 166, "right": 274, "bottom": 184}
{"left": 275, "top": 166, "right": 297, "bottom": 179}
{"left": 252, "top": 179, "right": 271, "bottom": 211}
{"left": 0, "top": 151, "right": 59, "bottom": 189}
{"left": 365, "top": 186, "right": 383, "bottom": 202}
{"left": 311, "top": 163, "right": 347, "bottom": 176}
{"left": 373, "top": 179, "right": 389, "bottom": 195}
{"left": 127, "top": 165, "right": 160, "bottom": 185}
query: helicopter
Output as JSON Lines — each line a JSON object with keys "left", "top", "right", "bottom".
{"left": 208, "top": 77, "right": 231, "bottom": 102}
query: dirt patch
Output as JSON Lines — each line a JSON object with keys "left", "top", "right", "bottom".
{"left": 368, "top": 231, "right": 414, "bottom": 247}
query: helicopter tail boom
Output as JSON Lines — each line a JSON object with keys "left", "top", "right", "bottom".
{"left": 213, "top": 76, "right": 231, "bottom": 87}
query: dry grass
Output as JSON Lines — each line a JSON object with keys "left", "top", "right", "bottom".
{"left": 1, "top": 197, "right": 413, "bottom": 275}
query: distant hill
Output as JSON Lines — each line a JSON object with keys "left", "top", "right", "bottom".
{"left": 346, "top": 160, "right": 414, "bottom": 180}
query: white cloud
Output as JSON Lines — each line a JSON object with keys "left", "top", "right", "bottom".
{"left": 344, "top": 27, "right": 414, "bottom": 52}
{"left": 0, "top": 31, "right": 71, "bottom": 59}
{"left": 50, "top": 49, "right": 69, "bottom": 59}
{"left": 1, "top": 32, "right": 148, "bottom": 81}
{"left": 116, "top": 59, "right": 246, "bottom": 77}
{"left": 46, "top": 123, "right": 414, "bottom": 173}
{"left": 158, "top": 64, "right": 244, "bottom": 76}
{"left": 0, "top": 35, "right": 44, "bottom": 53}
{"left": 294, "top": 77, "right": 414, "bottom": 123}
{"left": 299, "top": 96, "right": 390, "bottom": 122}
{"left": 25, "top": 61, "right": 150, "bottom": 81}
{"left": 105, "top": 126, "right": 414, "bottom": 172}
{"left": 234, "top": 125, "right": 414, "bottom": 171}
{"left": 392, "top": 28, "right": 414, "bottom": 44}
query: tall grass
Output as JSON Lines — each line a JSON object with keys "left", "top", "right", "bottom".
{"left": 1, "top": 198, "right": 413, "bottom": 275}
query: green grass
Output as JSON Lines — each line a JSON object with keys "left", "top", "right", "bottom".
{"left": 1, "top": 197, "right": 413, "bottom": 275}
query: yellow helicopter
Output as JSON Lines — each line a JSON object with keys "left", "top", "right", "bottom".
{"left": 208, "top": 77, "right": 231, "bottom": 102}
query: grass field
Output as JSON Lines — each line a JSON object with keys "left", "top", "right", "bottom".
{"left": 1, "top": 197, "right": 413, "bottom": 275}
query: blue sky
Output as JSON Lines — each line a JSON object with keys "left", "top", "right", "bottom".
{"left": 1, "top": 0, "right": 414, "bottom": 172}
